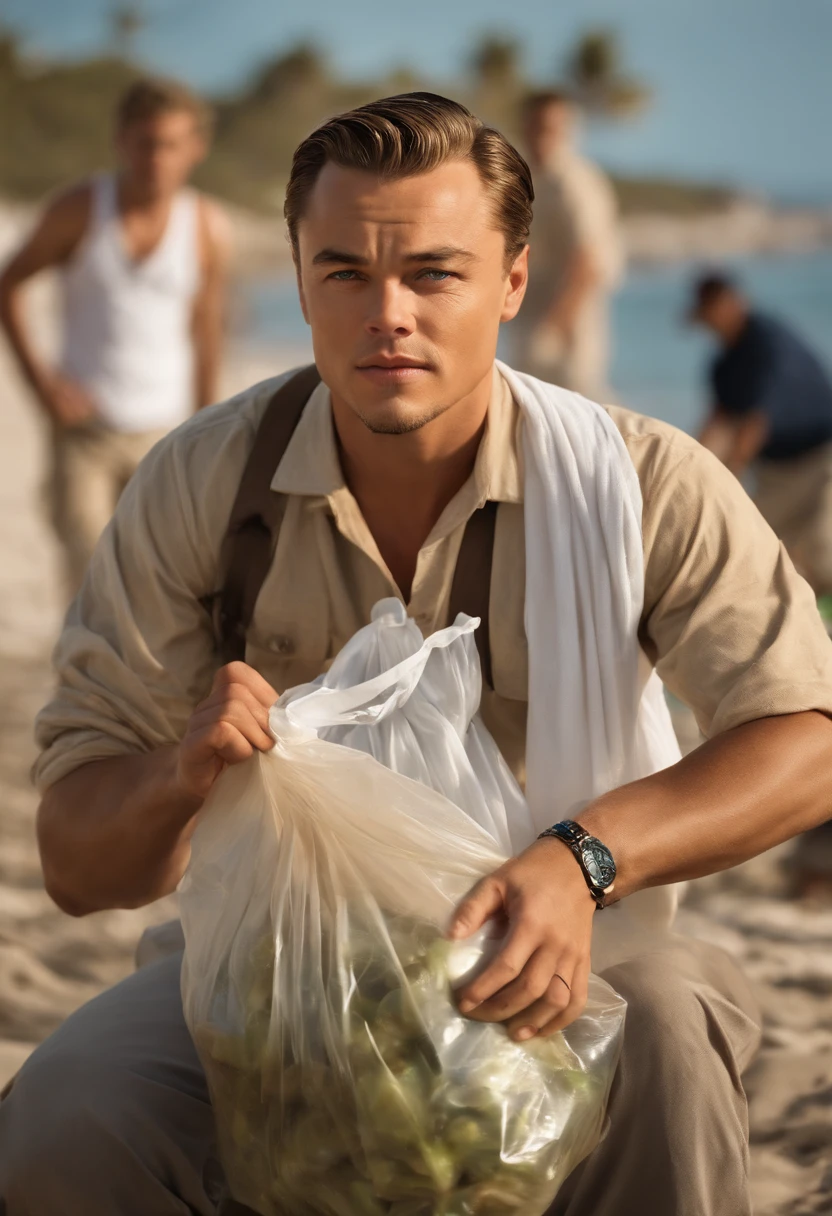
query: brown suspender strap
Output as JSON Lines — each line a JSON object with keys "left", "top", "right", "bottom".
{"left": 447, "top": 499, "right": 498, "bottom": 689}
{"left": 214, "top": 364, "right": 321, "bottom": 664}
{"left": 212, "top": 361, "right": 497, "bottom": 685}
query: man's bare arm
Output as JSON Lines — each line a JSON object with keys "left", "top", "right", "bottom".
{"left": 452, "top": 709, "right": 832, "bottom": 1041}
{"left": 37, "top": 663, "right": 276, "bottom": 916}
{"left": 191, "top": 197, "right": 232, "bottom": 410}
{"left": 580, "top": 709, "right": 832, "bottom": 894}
{"left": 0, "top": 187, "right": 97, "bottom": 425}
{"left": 39, "top": 747, "right": 201, "bottom": 915}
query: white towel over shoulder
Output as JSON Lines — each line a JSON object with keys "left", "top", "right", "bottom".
{"left": 497, "top": 362, "right": 683, "bottom": 966}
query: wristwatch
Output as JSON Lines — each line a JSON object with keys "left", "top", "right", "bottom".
{"left": 538, "top": 821, "right": 617, "bottom": 909}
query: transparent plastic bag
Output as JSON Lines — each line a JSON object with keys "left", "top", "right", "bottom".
{"left": 180, "top": 607, "right": 626, "bottom": 1216}
{"left": 279, "top": 599, "right": 535, "bottom": 855}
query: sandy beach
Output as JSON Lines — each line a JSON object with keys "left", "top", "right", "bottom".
{"left": 0, "top": 221, "right": 830, "bottom": 1214}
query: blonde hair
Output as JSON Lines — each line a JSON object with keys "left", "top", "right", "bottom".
{"left": 285, "top": 92, "right": 534, "bottom": 266}
{"left": 117, "top": 77, "right": 213, "bottom": 133}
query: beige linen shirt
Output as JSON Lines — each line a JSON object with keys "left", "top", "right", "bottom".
{"left": 35, "top": 367, "right": 832, "bottom": 794}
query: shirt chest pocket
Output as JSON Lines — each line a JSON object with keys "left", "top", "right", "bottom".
{"left": 244, "top": 562, "right": 337, "bottom": 695}
{"left": 245, "top": 624, "right": 335, "bottom": 696}
{"left": 241, "top": 508, "right": 344, "bottom": 693}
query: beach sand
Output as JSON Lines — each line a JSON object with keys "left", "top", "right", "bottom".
{"left": 0, "top": 232, "right": 829, "bottom": 1213}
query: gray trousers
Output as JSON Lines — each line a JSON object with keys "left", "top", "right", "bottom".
{"left": 0, "top": 937, "right": 761, "bottom": 1216}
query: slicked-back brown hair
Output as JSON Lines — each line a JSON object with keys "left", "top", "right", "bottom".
{"left": 117, "top": 77, "right": 213, "bottom": 133}
{"left": 285, "top": 92, "right": 534, "bottom": 269}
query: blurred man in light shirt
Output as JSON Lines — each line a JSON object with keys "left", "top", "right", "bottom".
{"left": 0, "top": 77, "right": 231, "bottom": 595}
{"left": 516, "top": 90, "right": 624, "bottom": 399}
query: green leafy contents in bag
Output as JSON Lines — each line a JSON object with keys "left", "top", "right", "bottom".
{"left": 195, "top": 914, "right": 607, "bottom": 1216}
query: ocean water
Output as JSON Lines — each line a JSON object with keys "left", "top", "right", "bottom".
{"left": 241, "top": 249, "right": 832, "bottom": 435}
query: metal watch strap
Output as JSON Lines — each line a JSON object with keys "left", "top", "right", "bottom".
{"left": 538, "top": 821, "right": 608, "bottom": 909}
{"left": 549, "top": 821, "right": 589, "bottom": 847}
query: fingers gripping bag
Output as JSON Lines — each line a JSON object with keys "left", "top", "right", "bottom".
{"left": 180, "top": 600, "right": 626, "bottom": 1216}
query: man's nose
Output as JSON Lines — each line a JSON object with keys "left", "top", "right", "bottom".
{"left": 365, "top": 281, "right": 415, "bottom": 338}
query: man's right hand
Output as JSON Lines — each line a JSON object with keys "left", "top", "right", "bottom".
{"left": 38, "top": 663, "right": 279, "bottom": 916}
{"left": 175, "top": 662, "right": 278, "bottom": 803}
{"left": 39, "top": 373, "right": 99, "bottom": 427}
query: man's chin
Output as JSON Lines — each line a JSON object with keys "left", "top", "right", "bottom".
{"left": 354, "top": 402, "right": 444, "bottom": 436}
{"left": 344, "top": 374, "right": 448, "bottom": 435}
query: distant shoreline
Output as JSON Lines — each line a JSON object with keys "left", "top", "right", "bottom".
{"left": 623, "top": 197, "right": 832, "bottom": 268}
{"left": 3, "top": 194, "right": 832, "bottom": 278}
{"left": 228, "top": 194, "right": 832, "bottom": 275}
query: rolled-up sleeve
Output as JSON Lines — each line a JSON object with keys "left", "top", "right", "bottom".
{"left": 34, "top": 384, "right": 270, "bottom": 791}
{"left": 612, "top": 407, "right": 832, "bottom": 738}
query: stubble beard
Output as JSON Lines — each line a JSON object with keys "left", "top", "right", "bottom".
{"left": 354, "top": 398, "right": 455, "bottom": 436}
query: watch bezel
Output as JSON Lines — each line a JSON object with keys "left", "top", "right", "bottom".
{"left": 579, "top": 839, "right": 616, "bottom": 893}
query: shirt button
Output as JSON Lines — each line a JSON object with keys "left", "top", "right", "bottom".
{"left": 269, "top": 635, "right": 295, "bottom": 656}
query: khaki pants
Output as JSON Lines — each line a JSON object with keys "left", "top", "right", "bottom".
{"left": 754, "top": 443, "right": 832, "bottom": 595}
{"left": 0, "top": 937, "right": 761, "bottom": 1216}
{"left": 48, "top": 423, "right": 171, "bottom": 596}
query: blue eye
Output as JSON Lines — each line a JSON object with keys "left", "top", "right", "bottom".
{"left": 328, "top": 270, "right": 360, "bottom": 281}
{"left": 420, "top": 269, "right": 452, "bottom": 281}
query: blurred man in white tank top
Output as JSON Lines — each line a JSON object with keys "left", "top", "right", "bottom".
{"left": 0, "top": 78, "right": 231, "bottom": 593}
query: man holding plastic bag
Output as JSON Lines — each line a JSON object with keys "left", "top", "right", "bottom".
{"left": 3, "top": 92, "right": 832, "bottom": 1216}
{"left": 182, "top": 601, "right": 628, "bottom": 1215}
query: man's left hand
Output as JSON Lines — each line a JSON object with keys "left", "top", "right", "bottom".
{"left": 448, "top": 838, "right": 596, "bottom": 1041}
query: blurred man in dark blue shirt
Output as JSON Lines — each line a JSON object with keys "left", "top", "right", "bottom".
{"left": 692, "top": 271, "right": 832, "bottom": 595}
{"left": 692, "top": 271, "right": 832, "bottom": 898}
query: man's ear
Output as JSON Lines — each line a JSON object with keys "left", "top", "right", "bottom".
{"left": 501, "top": 245, "right": 529, "bottom": 323}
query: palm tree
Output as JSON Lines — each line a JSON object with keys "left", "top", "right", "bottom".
{"left": 564, "top": 29, "right": 650, "bottom": 118}
{"left": 249, "top": 44, "right": 327, "bottom": 103}
{"left": 469, "top": 35, "right": 525, "bottom": 129}
{"left": 110, "top": 3, "right": 145, "bottom": 63}
{"left": 471, "top": 36, "right": 522, "bottom": 92}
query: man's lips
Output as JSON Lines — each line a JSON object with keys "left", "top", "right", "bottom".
{"left": 355, "top": 359, "right": 433, "bottom": 380}
{"left": 357, "top": 356, "right": 431, "bottom": 368}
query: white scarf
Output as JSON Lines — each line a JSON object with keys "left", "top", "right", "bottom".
{"left": 497, "top": 362, "right": 683, "bottom": 963}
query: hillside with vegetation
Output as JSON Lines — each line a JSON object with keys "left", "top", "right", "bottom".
{"left": 0, "top": 27, "right": 741, "bottom": 218}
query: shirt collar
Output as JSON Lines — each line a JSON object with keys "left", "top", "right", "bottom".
{"left": 271, "top": 364, "right": 524, "bottom": 507}
{"left": 270, "top": 379, "right": 342, "bottom": 498}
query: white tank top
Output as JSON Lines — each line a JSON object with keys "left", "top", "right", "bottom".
{"left": 60, "top": 174, "right": 201, "bottom": 433}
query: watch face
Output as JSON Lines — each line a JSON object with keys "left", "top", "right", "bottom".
{"left": 581, "top": 840, "right": 616, "bottom": 890}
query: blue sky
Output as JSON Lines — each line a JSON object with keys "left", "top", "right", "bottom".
{"left": 6, "top": 0, "right": 832, "bottom": 200}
